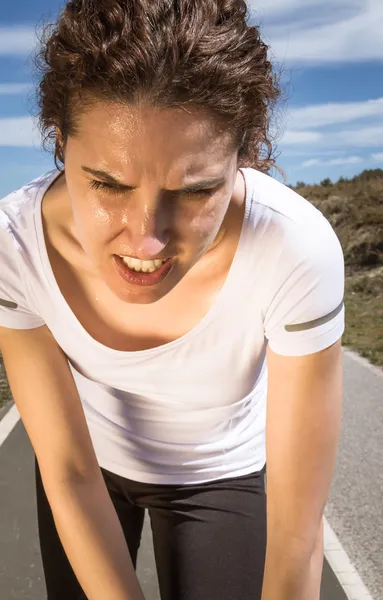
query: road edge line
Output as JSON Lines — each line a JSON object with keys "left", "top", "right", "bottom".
{"left": 342, "top": 347, "right": 383, "bottom": 378}
{"left": 0, "top": 402, "right": 20, "bottom": 447}
{"left": 324, "top": 517, "right": 374, "bottom": 600}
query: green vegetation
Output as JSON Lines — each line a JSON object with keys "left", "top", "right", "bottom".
{"left": 293, "top": 168, "right": 383, "bottom": 366}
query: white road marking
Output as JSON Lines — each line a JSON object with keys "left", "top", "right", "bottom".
{"left": 324, "top": 518, "right": 374, "bottom": 600}
{"left": 0, "top": 402, "right": 20, "bottom": 447}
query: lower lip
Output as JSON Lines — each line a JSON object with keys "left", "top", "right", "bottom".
{"left": 113, "top": 255, "right": 174, "bottom": 287}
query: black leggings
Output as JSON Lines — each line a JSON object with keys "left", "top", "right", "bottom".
{"left": 35, "top": 457, "right": 267, "bottom": 600}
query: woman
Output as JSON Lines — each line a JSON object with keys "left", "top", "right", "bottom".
{"left": 0, "top": 1, "right": 345, "bottom": 599}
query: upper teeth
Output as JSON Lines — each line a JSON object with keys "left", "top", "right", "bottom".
{"left": 120, "top": 256, "right": 166, "bottom": 273}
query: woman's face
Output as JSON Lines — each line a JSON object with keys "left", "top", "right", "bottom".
{"left": 63, "top": 101, "right": 240, "bottom": 304}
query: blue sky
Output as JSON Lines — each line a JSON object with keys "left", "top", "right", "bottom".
{"left": 0, "top": 0, "right": 382, "bottom": 197}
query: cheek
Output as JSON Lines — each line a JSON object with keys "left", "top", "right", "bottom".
{"left": 77, "top": 189, "right": 116, "bottom": 229}
{"left": 72, "top": 197, "right": 115, "bottom": 253}
{"left": 92, "top": 204, "right": 112, "bottom": 225}
{"left": 188, "top": 198, "right": 226, "bottom": 239}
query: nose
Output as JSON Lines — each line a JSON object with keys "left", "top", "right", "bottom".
{"left": 120, "top": 203, "right": 170, "bottom": 259}
{"left": 135, "top": 235, "right": 168, "bottom": 257}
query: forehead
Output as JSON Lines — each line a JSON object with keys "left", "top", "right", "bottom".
{"left": 70, "top": 101, "right": 236, "bottom": 176}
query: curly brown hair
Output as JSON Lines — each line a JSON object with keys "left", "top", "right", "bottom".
{"left": 34, "top": 0, "right": 284, "bottom": 176}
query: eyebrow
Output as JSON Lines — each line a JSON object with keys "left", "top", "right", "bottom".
{"left": 81, "top": 166, "right": 225, "bottom": 193}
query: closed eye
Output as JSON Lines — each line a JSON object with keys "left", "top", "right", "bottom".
{"left": 170, "top": 184, "right": 220, "bottom": 199}
{"left": 177, "top": 188, "right": 216, "bottom": 198}
{"left": 89, "top": 179, "right": 216, "bottom": 198}
{"left": 89, "top": 180, "right": 125, "bottom": 194}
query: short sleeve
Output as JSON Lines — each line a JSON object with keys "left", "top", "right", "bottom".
{"left": 263, "top": 216, "right": 345, "bottom": 357}
{"left": 0, "top": 225, "right": 45, "bottom": 330}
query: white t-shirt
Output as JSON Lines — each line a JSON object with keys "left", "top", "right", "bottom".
{"left": 0, "top": 168, "right": 345, "bottom": 484}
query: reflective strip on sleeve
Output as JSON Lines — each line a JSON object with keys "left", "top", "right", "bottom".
{"left": 0, "top": 298, "right": 18, "bottom": 310}
{"left": 285, "top": 299, "right": 344, "bottom": 332}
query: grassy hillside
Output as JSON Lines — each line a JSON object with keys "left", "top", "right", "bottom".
{"left": 292, "top": 168, "right": 383, "bottom": 366}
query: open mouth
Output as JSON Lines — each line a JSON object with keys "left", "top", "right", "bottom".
{"left": 113, "top": 255, "right": 174, "bottom": 286}
{"left": 119, "top": 256, "right": 168, "bottom": 273}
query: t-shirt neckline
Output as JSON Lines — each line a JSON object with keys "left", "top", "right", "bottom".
{"left": 33, "top": 167, "right": 253, "bottom": 357}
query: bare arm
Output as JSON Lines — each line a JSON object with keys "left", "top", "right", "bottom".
{"left": 0, "top": 324, "right": 145, "bottom": 600}
{"left": 261, "top": 339, "right": 343, "bottom": 600}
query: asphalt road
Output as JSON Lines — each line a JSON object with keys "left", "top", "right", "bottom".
{"left": 324, "top": 350, "right": 383, "bottom": 600}
{"left": 1, "top": 348, "right": 381, "bottom": 600}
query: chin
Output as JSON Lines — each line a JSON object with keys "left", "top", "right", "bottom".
{"left": 104, "top": 272, "right": 180, "bottom": 305}
{"left": 117, "top": 289, "right": 168, "bottom": 305}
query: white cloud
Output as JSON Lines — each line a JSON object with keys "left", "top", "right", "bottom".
{"left": 250, "top": 0, "right": 356, "bottom": 18}
{"left": 0, "top": 26, "right": 37, "bottom": 56}
{"left": 250, "top": 0, "right": 383, "bottom": 65}
{"left": 335, "top": 125, "right": 383, "bottom": 147}
{"left": 300, "top": 159, "right": 321, "bottom": 168}
{"left": 371, "top": 153, "right": 383, "bottom": 162}
{"left": 282, "top": 149, "right": 347, "bottom": 157}
{"left": 280, "top": 130, "right": 322, "bottom": 145}
{"left": 287, "top": 98, "right": 383, "bottom": 130}
{"left": 0, "top": 83, "right": 32, "bottom": 95}
{"left": 301, "top": 156, "right": 364, "bottom": 168}
{"left": 282, "top": 124, "right": 383, "bottom": 149}
{"left": 0, "top": 117, "right": 41, "bottom": 147}
{"left": 281, "top": 98, "right": 383, "bottom": 154}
